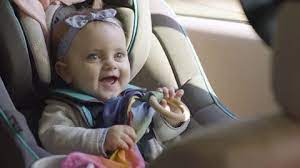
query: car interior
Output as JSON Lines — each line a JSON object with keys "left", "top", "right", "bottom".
{"left": 0, "top": 0, "right": 236, "bottom": 167}
{"left": 166, "top": 0, "right": 280, "bottom": 119}
{"left": 151, "top": 1, "right": 300, "bottom": 168}
{"left": 1, "top": 0, "right": 298, "bottom": 167}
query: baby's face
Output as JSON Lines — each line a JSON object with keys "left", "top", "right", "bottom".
{"left": 59, "top": 22, "right": 130, "bottom": 101}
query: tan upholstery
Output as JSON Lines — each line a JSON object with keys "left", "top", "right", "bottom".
{"left": 18, "top": 4, "right": 60, "bottom": 86}
{"left": 45, "top": 5, "right": 61, "bottom": 30}
{"left": 124, "top": 0, "right": 152, "bottom": 79}
{"left": 132, "top": 33, "right": 178, "bottom": 90}
{"left": 151, "top": 2, "right": 300, "bottom": 167}
{"left": 115, "top": 7, "right": 134, "bottom": 48}
{"left": 132, "top": 0, "right": 235, "bottom": 128}
{"left": 20, "top": 15, "right": 51, "bottom": 84}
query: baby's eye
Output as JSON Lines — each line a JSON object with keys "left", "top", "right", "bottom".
{"left": 87, "top": 53, "right": 100, "bottom": 60}
{"left": 114, "top": 52, "right": 126, "bottom": 60}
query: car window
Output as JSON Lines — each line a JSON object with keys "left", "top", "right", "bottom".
{"left": 165, "top": 0, "right": 248, "bottom": 23}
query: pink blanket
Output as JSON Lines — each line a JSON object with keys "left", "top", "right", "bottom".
{"left": 61, "top": 148, "right": 145, "bottom": 168}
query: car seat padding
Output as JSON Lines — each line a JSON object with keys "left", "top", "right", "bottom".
{"left": 20, "top": 14, "right": 51, "bottom": 85}
{"left": 0, "top": 0, "right": 34, "bottom": 107}
{"left": 0, "top": 77, "right": 50, "bottom": 167}
{"left": 132, "top": 34, "right": 179, "bottom": 90}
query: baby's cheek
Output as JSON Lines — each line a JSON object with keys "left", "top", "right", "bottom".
{"left": 79, "top": 73, "right": 98, "bottom": 89}
{"left": 85, "top": 68, "right": 100, "bottom": 81}
{"left": 121, "top": 73, "right": 131, "bottom": 86}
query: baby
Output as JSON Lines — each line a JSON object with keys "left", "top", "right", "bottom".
{"left": 38, "top": 8, "right": 190, "bottom": 161}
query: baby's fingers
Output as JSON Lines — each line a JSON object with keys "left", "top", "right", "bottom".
{"left": 175, "top": 89, "right": 184, "bottom": 100}
{"left": 117, "top": 139, "right": 130, "bottom": 150}
{"left": 160, "top": 99, "right": 168, "bottom": 108}
{"left": 162, "top": 87, "right": 169, "bottom": 99}
{"left": 169, "top": 87, "right": 176, "bottom": 98}
{"left": 123, "top": 126, "right": 137, "bottom": 142}
{"left": 121, "top": 134, "right": 135, "bottom": 149}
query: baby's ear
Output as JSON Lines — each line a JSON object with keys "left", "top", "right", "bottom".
{"left": 55, "top": 61, "right": 72, "bottom": 84}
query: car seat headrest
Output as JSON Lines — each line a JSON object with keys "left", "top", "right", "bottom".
{"left": 20, "top": 0, "right": 151, "bottom": 86}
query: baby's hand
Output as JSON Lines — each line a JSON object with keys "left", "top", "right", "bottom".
{"left": 104, "top": 125, "right": 136, "bottom": 152}
{"left": 157, "top": 87, "right": 185, "bottom": 126}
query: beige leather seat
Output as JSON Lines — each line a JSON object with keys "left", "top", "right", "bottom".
{"left": 151, "top": 1, "right": 300, "bottom": 167}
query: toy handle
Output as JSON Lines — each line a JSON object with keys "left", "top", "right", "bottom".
{"left": 149, "top": 95, "right": 190, "bottom": 122}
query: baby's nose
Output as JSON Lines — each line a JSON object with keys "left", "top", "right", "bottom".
{"left": 103, "top": 58, "right": 117, "bottom": 70}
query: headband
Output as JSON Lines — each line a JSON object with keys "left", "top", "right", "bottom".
{"left": 56, "top": 8, "right": 121, "bottom": 60}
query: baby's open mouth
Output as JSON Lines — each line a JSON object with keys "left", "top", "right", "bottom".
{"left": 100, "top": 76, "right": 118, "bottom": 85}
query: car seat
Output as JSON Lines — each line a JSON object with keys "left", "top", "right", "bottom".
{"left": 0, "top": 0, "right": 236, "bottom": 167}
{"left": 151, "top": 1, "right": 300, "bottom": 168}
{"left": 0, "top": 76, "right": 50, "bottom": 167}
{"left": 132, "top": 0, "right": 236, "bottom": 130}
